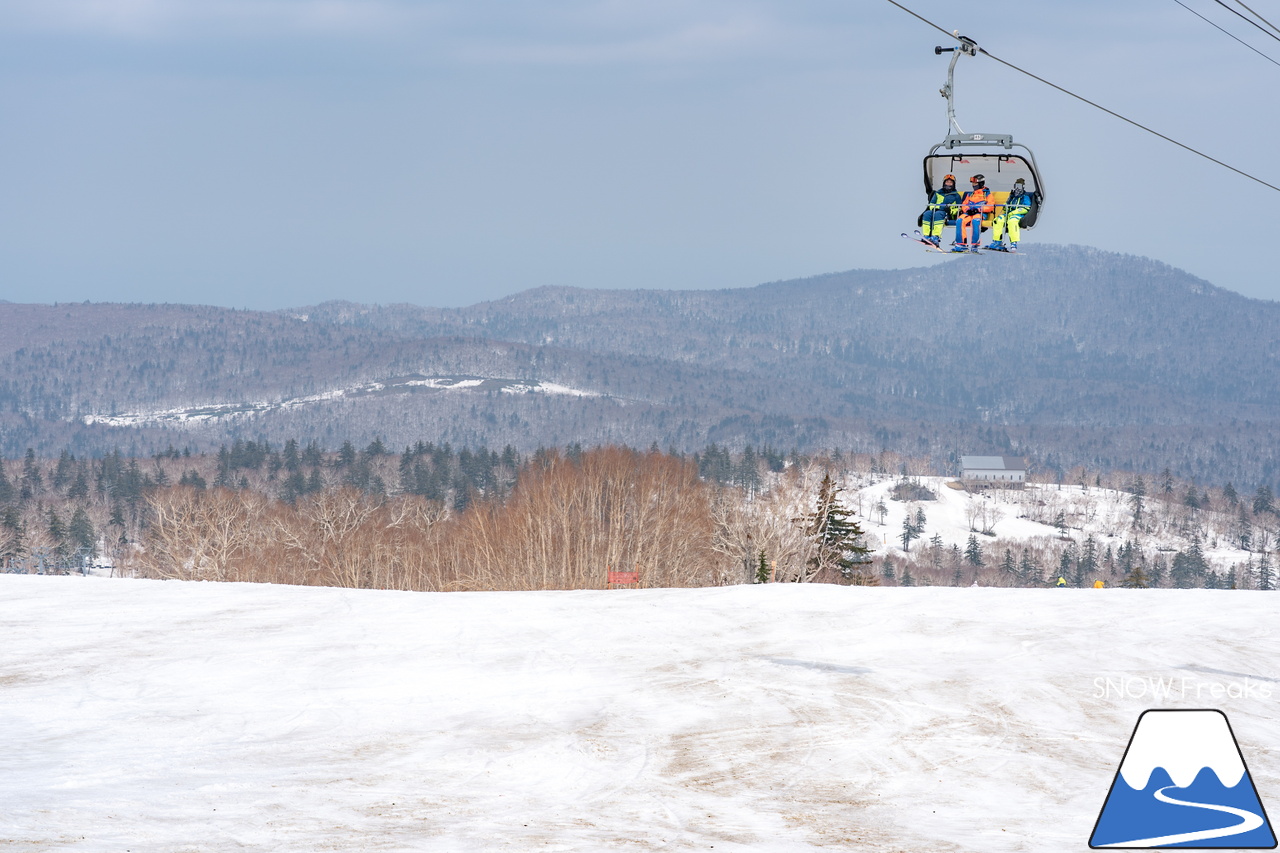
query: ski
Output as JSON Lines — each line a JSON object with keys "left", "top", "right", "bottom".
{"left": 902, "top": 231, "right": 959, "bottom": 254}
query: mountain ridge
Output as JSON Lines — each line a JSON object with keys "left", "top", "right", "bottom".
{"left": 1, "top": 244, "right": 1277, "bottom": 486}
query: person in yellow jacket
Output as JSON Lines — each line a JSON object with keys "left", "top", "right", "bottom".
{"left": 1093, "top": 579, "right": 1105, "bottom": 588}
{"left": 1056, "top": 576, "right": 1067, "bottom": 587}
{"left": 987, "top": 177, "right": 1037, "bottom": 252}
{"left": 919, "top": 174, "right": 961, "bottom": 248}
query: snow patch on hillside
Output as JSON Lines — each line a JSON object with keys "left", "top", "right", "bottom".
{"left": 80, "top": 376, "right": 602, "bottom": 427}
{"left": 842, "top": 475, "right": 1260, "bottom": 577}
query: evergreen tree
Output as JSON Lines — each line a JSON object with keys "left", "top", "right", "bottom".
{"left": 1001, "top": 548, "right": 1016, "bottom": 577}
{"left": 1077, "top": 535, "right": 1098, "bottom": 587}
{"left": 1258, "top": 552, "right": 1275, "bottom": 591}
{"left": 1149, "top": 554, "right": 1166, "bottom": 588}
{"left": 1121, "top": 560, "right": 1150, "bottom": 588}
{"left": 53, "top": 450, "right": 74, "bottom": 490}
{"left": 1, "top": 505, "right": 24, "bottom": 559}
{"left": 68, "top": 508, "right": 95, "bottom": 559}
{"left": 900, "top": 566, "right": 915, "bottom": 587}
{"left": 1171, "top": 537, "right": 1208, "bottom": 588}
{"left": 881, "top": 556, "right": 896, "bottom": 582}
{"left": 800, "top": 472, "right": 872, "bottom": 583}
{"left": 1237, "top": 509, "right": 1253, "bottom": 550}
{"left": 0, "top": 463, "right": 13, "bottom": 504}
{"left": 755, "top": 550, "right": 770, "bottom": 584}
{"left": 283, "top": 439, "right": 301, "bottom": 472}
{"left": 179, "top": 470, "right": 207, "bottom": 490}
{"left": 337, "top": 441, "right": 357, "bottom": 468}
{"left": 301, "top": 441, "right": 325, "bottom": 467}
{"left": 20, "top": 448, "right": 42, "bottom": 501}
{"left": 47, "top": 508, "right": 67, "bottom": 557}
{"left": 1254, "top": 485, "right": 1276, "bottom": 516}
{"left": 736, "top": 446, "right": 762, "bottom": 497}
{"left": 900, "top": 514, "right": 919, "bottom": 552}
{"left": 1223, "top": 482, "right": 1239, "bottom": 507}
{"left": 213, "top": 462, "right": 234, "bottom": 489}
{"left": 1116, "top": 540, "right": 1132, "bottom": 579}
{"left": 1018, "top": 550, "right": 1038, "bottom": 585}
{"left": 1128, "top": 477, "right": 1146, "bottom": 527}
{"left": 1058, "top": 546, "right": 1076, "bottom": 587}
{"left": 964, "top": 534, "right": 984, "bottom": 568}
{"left": 67, "top": 470, "right": 90, "bottom": 499}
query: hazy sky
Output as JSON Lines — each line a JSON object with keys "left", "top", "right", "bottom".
{"left": 1, "top": 1, "right": 1277, "bottom": 309}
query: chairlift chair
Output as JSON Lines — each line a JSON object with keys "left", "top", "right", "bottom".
{"left": 924, "top": 36, "right": 1045, "bottom": 229}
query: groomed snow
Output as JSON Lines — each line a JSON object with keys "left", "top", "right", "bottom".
{"left": 3, "top": 576, "right": 1278, "bottom": 851}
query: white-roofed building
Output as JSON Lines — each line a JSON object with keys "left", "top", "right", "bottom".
{"left": 960, "top": 456, "right": 1027, "bottom": 487}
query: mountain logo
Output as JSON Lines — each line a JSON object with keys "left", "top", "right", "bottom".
{"left": 1090, "top": 709, "right": 1276, "bottom": 848}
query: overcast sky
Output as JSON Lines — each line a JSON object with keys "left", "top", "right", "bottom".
{"left": 1, "top": 1, "right": 1277, "bottom": 309}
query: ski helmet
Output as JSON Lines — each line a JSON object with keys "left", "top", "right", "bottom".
{"left": 970, "top": 174, "right": 985, "bottom": 186}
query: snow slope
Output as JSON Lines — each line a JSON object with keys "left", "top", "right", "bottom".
{"left": 3, "top": 576, "right": 1278, "bottom": 851}
{"left": 847, "top": 476, "right": 1257, "bottom": 577}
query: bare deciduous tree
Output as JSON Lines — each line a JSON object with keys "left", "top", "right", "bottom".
{"left": 138, "top": 487, "right": 266, "bottom": 581}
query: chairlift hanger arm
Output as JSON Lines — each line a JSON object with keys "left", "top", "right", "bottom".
{"left": 934, "top": 33, "right": 980, "bottom": 136}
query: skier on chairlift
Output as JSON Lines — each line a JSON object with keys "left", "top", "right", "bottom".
{"left": 919, "top": 173, "right": 961, "bottom": 248}
{"left": 987, "top": 177, "right": 1036, "bottom": 253}
{"left": 954, "top": 174, "right": 994, "bottom": 252}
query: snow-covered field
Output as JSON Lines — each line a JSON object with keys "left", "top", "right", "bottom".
{"left": 847, "top": 476, "right": 1259, "bottom": 577}
{"left": 3, "top": 575, "right": 1278, "bottom": 851}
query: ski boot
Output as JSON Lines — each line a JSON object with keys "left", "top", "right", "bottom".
{"left": 928, "top": 235, "right": 941, "bottom": 248}
{"left": 986, "top": 240, "right": 1005, "bottom": 252}
{"left": 1007, "top": 242, "right": 1018, "bottom": 253}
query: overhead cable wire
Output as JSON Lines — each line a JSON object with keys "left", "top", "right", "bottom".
{"left": 881, "top": 0, "right": 955, "bottom": 41}
{"left": 1175, "top": 0, "right": 1280, "bottom": 68}
{"left": 883, "top": 0, "right": 1280, "bottom": 194}
{"left": 975, "top": 47, "right": 1280, "bottom": 193}
{"left": 1210, "top": 0, "right": 1280, "bottom": 43}
{"left": 1229, "top": 0, "right": 1280, "bottom": 38}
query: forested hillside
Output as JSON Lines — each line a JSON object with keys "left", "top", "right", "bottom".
{"left": 2, "top": 245, "right": 1277, "bottom": 487}
{"left": 300, "top": 245, "right": 1280, "bottom": 419}
{"left": 4, "top": 441, "right": 1274, "bottom": 593}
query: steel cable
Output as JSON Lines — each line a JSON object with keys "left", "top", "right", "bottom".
{"left": 884, "top": 0, "right": 1280, "bottom": 194}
